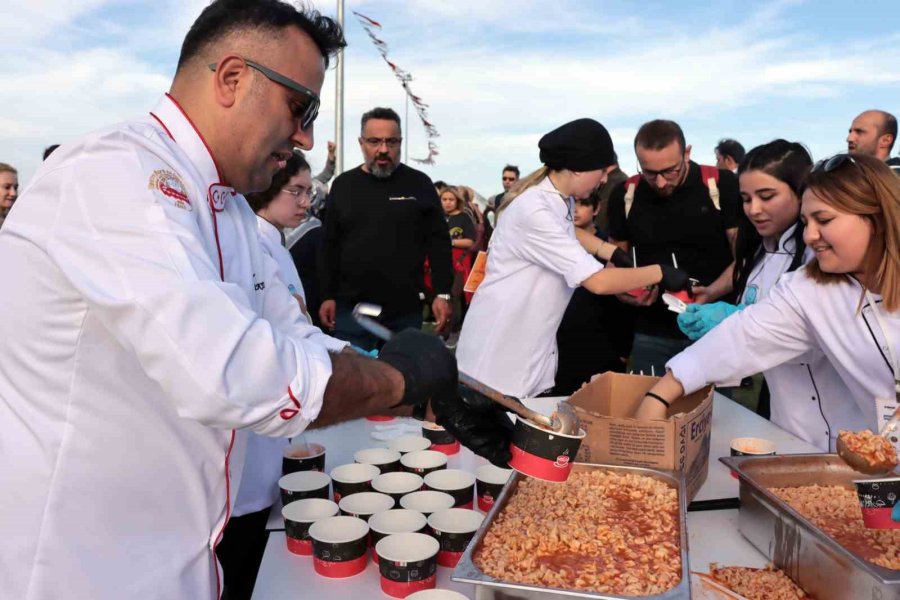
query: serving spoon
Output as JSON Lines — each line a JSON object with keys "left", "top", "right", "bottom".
{"left": 836, "top": 407, "right": 900, "bottom": 476}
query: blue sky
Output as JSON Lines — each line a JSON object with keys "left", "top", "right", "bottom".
{"left": 2, "top": 0, "right": 899, "bottom": 197}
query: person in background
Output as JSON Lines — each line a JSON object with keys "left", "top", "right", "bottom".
{"left": 43, "top": 145, "right": 60, "bottom": 161}
{"left": 440, "top": 185, "right": 476, "bottom": 340}
{"left": 489, "top": 164, "right": 519, "bottom": 210}
{"left": 607, "top": 120, "right": 742, "bottom": 374}
{"left": 0, "top": 163, "right": 18, "bottom": 229}
{"left": 592, "top": 165, "right": 627, "bottom": 233}
{"left": 677, "top": 140, "right": 862, "bottom": 451}
{"left": 636, "top": 155, "right": 900, "bottom": 451}
{"left": 715, "top": 138, "right": 746, "bottom": 172}
{"left": 554, "top": 188, "right": 634, "bottom": 395}
{"left": 847, "top": 109, "right": 896, "bottom": 163}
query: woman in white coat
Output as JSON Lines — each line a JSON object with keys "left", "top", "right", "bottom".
{"left": 675, "top": 140, "right": 864, "bottom": 451}
{"left": 450, "top": 119, "right": 692, "bottom": 466}
{"left": 636, "top": 154, "right": 900, "bottom": 446}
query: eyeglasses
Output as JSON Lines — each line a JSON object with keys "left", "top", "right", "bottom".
{"left": 208, "top": 57, "right": 320, "bottom": 130}
{"left": 362, "top": 137, "right": 402, "bottom": 148}
{"left": 502, "top": 176, "right": 517, "bottom": 182}
{"left": 282, "top": 187, "right": 312, "bottom": 201}
{"left": 812, "top": 153, "right": 858, "bottom": 174}
{"left": 638, "top": 157, "right": 686, "bottom": 181}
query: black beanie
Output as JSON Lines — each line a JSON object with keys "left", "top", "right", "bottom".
{"left": 538, "top": 118, "right": 617, "bottom": 172}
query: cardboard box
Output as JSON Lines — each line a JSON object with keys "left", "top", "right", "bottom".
{"left": 567, "top": 372, "right": 713, "bottom": 501}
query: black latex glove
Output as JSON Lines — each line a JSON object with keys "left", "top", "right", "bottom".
{"left": 431, "top": 385, "right": 514, "bottom": 467}
{"left": 658, "top": 264, "right": 692, "bottom": 293}
{"left": 379, "top": 329, "right": 458, "bottom": 406}
{"left": 608, "top": 247, "right": 634, "bottom": 268}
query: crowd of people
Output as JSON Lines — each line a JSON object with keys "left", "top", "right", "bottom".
{"left": 0, "top": 1, "right": 898, "bottom": 599}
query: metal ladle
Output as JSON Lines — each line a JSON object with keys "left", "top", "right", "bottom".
{"left": 836, "top": 407, "right": 900, "bottom": 476}
{"left": 351, "top": 303, "right": 580, "bottom": 434}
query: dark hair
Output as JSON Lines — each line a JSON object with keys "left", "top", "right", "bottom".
{"left": 433, "top": 180, "right": 447, "bottom": 189}
{"left": 578, "top": 188, "right": 602, "bottom": 210}
{"left": 634, "top": 120, "right": 685, "bottom": 153}
{"left": 43, "top": 144, "right": 60, "bottom": 161}
{"left": 360, "top": 107, "right": 401, "bottom": 133}
{"left": 715, "top": 138, "right": 746, "bottom": 164}
{"left": 875, "top": 110, "right": 898, "bottom": 152}
{"left": 731, "top": 139, "right": 813, "bottom": 299}
{"left": 177, "top": 0, "right": 346, "bottom": 72}
{"left": 245, "top": 151, "right": 310, "bottom": 212}
{"left": 502, "top": 165, "right": 520, "bottom": 177}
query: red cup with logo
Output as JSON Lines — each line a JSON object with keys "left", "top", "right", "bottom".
{"left": 475, "top": 464, "right": 513, "bottom": 512}
{"left": 376, "top": 533, "right": 440, "bottom": 598}
{"left": 422, "top": 422, "right": 460, "bottom": 455}
{"left": 282, "top": 498, "right": 339, "bottom": 555}
{"left": 427, "top": 508, "right": 485, "bottom": 568}
{"left": 508, "top": 417, "right": 585, "bottom": 482}
{"left": 855, "top": 477, "right": 900, "bottom": 529}
{"left": 369, "top": 509, "right": 428, "bottom": 564}
{"left": 423, "top": 469, "right": 475, "bottom": 509}
{"left": 308, "top": 516, "right": 370, "bottom": 578}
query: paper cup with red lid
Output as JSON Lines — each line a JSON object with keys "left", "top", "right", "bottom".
{"left": 427, "top": 508, "right": 485, "bottom": 568}
{"left": 475, "top": 464, "right": 513, "bottom": 512}
{"left": 371, "top": 471, "right": 424, "bottom": 506}
{"left": 508, "top": 417, "right": 585, "bottom": 482}
{"left": 421, "top": 422, "right": 460, "bottom": 455}
{"left": 308, "top": 516, "right": 370, "bottom": 578}
{"left": 330, "top": 462, "right": 380, "bottom": 503}
{"left": 423, "top": 469, "right": 475, "bottom": 509}
{"left": 368, "top": 509, "right": 428, "bottom": 563}
{"left": 282, "top": 498, "right": 339, "bottom": 555}
{"left": 855, "top": 477, "right": 900, "bottom": 529}
{"left": 375, "top": 532, "right": 440, "bottom": 598}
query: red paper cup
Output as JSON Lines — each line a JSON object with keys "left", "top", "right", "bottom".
{"left": 371, "top": 472, "right": 425, "bottom": 506}
{"left": 627, "top": 287, "right": 651, "bottom": 300}
{"left": 389, "top": 435, "right": 433, "bottom": 455}
{"left": 282, "top": 442, "right": 326, "bottom": 475}
{"left": 367, "top": 415, "right": 396, "bottom": 422}
{"left": 421, "top": 423, "right": 459, "bottom": 456}
{"left": 855, "top": 477, "right": 900, "bottom": 529}
{"left": 509, "top": 418, "right": 585, "bottom": 483}
{"left": 278, "top": 471, "right": 331, "bottom": 506}
{"left": 475, "top": 464, "right": 513, "bottom": 512}
{"left": 376, "top": 533, "right": 439, "bottom": 598}
{"left": 427, "top": 508, "right": 484, "bottom": 568}
{"left": 369, "top": 509, "right": 428, "bottom": 563}
{"left": 338, "top": 491, "right": 395, "bottom": 522}
{"left": 406, "top": 591, "right": 469, "bottom": 600}
{"left": 308, "top": 516, "right": 370, "bottom": 578}
{"left": 399, "top": 490, "right": 455, "bottom": 517}
{"left": 401, "top": 450, "right": 449, "bottom": 477}
{"left": 669, "top": 290, "right": 695, "bottom": 304}
{"left": 423, "top": 469, "right": 475, "bottom": 509}
{"left": 354, "top": 448, "right": 402, "bottom": 473}
{"left": 282, "top": 498, "right": 339, "bottom": 555}
{"left": 330, "top": 463, "right": 380, "bottom": 503}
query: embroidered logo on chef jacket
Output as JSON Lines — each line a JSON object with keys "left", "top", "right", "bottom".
{"left": 208, "top": 184, "right": 234, "bottom": 212}
{"left": 148, "top": 170, "right": 191, "bottom": 211}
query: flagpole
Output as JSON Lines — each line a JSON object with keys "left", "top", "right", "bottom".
{"left": 335, "top": 0, "right": 345, "bottom": 175}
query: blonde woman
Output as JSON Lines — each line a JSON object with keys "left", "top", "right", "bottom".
{"left": 0, "top": 163, "right": 18, "bottom": 229}
{"left": 636, "top": 154, "right": 900, "bottom": 444}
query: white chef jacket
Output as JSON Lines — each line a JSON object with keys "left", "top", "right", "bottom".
{"left": 0, "top": 94, "right": 341, "bottom": 600}
{"left": 736, "top": 225, "right": 862, "bottom": 451}
{"left": 231, "top": 217, "right": 346, "bottom": 517}
{"left": 456, "top": 176, "right": 602, "bottom": 398}
{"left": 669, "top": 267, "right": 899, "bottom": 443}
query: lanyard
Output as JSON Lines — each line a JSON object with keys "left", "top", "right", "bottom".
{"left": 865, "top": 289, "right": 900, "bottom": 403}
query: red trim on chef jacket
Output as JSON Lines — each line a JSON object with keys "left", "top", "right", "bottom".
{"left": 280, "top": 387, "right": 301, "bottom": 420}
{"left": 163, "top": 92, "right": 226, "bottom": 184}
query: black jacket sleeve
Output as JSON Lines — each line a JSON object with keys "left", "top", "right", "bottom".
{"left": 606, "top": 181, "right": 629, "bottom": 243}
{"left": 320, "top": 188, "right": 342, "bottom": 300}
{"left": 717, "top": 169, "right": 742, "bottom": 230}
{"left": 422, "top": 180, "right": 453, "bottom": 295}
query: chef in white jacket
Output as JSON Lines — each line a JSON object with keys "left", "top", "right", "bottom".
{"left": 675, "top": 140, "right": 865, "bottom": 451}
{"left": 0, "top": 4, "right": 462, "bottom": 600}
{"left": 636, "top": 154, "right": 900, "bottom": 446}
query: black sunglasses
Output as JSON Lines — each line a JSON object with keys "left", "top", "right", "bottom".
{"left": 208, "top": 57, "right": 320, "bottom": 130}
{"left": 812, "top": 153, "right": 857, "bottom": 174}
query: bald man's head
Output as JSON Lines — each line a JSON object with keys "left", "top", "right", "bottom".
{"left": 847, "top": 110, "right": 897, "bottom": 160}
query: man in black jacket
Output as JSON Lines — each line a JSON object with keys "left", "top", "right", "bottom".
{"left": 319, "top": 107, "right": 453, "bottom": 349}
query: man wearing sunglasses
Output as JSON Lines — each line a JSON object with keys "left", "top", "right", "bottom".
{"left": 0, "top": 2, "right": 480, "bottom": 600}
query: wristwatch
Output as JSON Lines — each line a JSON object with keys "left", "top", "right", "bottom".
{"left": 436, "top": 294, "right": 451, "bottom": 301}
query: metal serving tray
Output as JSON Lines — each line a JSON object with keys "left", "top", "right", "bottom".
{"left": 451, "top": 463, "right": 691, "bottom": 599}
{"left": 721, "top": 453, "right": 900, "bottom": 600}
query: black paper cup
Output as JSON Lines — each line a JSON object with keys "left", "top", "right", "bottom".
{"left": 338, "top": 491, "right": 395, "bottom": 522}
{"left": 371, "top": 472, "right": 424, "bottom": 506}
{"left": 354, "top": 448, "right": 402, "bottom": 473}
{"left": 729, "top": 437, "right": 776, "bottom": 457}
{"left": 508, "top": 417, "right": 585, "bottom": 482}
{"left": 427, "top": 508, "right": 485, "bottom": 568}
{"left": 282, "top": 498, "right": 339, "bottom": 555}
{"left": 401, "top": 450, "right": 449, "bottom": 477}
{"left": 855, "top": 477, "right": 900, "bottom": 529}
{"left": 376, "top": 532, "right": 440, "bottom": 598}
{"left": 368, "top": 509, "right": 428, "bottom": 563}
{"left": 421, "top": 422, "right": 460, "bottom": 455}
{"left": 423, "top": 469, "right": 475, "bottom": 509}
{"left": 330, "top": 463, "right": 380, "bottom": 503}
{"left": 282, "top": 442, "right": 326, "bottom": 475}
{"left": 389, "top": 435, "right": 433, "bottom": 455}
{"left": 475, "top": 464, "right": 513, "bottom": 512}
{"left": 279, "top": 471, "right": 331, "bottom": 506}
{"left": 406, "top": 591, "right": 469, "bottom": 600}
{"left": 308, "top": 516, "right": 370, "bottom": 579}
{"left": 399, "top": 490, "right": 455, "bottom": 517}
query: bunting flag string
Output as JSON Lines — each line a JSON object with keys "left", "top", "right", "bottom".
{"left": 353, "top": 11, "right": 439, "bottom": 165}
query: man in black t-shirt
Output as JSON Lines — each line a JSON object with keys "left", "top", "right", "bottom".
{"left": 319, "top": 107, "right": 453, "bottom": 349}
{"left": 607, "top": 120, "right": 740, "bottom": 374}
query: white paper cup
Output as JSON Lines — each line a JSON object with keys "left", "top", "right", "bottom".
{"left": 368, "top": 509, "right": 428, "bottom": 562}
{"left": 407, "top": 590, "right": 469, "bottom": 600}
{"left": 427, "top": 508, "right": 485, "bottom": 567}
{"left": 308, "top": 516, "right": 370, "bottom": 578}
{"left": 330, "top": 463, "right": 380, "bottom": 503}
{"left": 475, "top": 464, "right": 513, "bottom": 512}
{"left": 399, "top": 490, "right": 456, "bottom": 517}
{"left": 354, "top": 448, "right": 402, "bottom": 473}
{"left": 389, "top": 435, "right": 433, "bottom": 455}
{"left": 338, "top": 491, "right": 395, "bottom": 521}
{"left": 424, "top": 469, "right": 476, "bottom": 509}
{"left": 401, "top": 450, "right": 449, "bottom": 477}
{"left": 279, "top": 470, "right": 331, "bottom": 506}
{"left": 376, "top": 532, "right": 440, "bottom": 598}
{"left": 371, "top": 471, "right": 424, "bottom": 506}
{"left": 282, "top": 442, "right": 326, "bottom": 474}
{"left": 282, "top": 498, "right": 339, "bottom": 555}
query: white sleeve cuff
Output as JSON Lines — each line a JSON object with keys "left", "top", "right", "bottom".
{"left": 286, "top": 339, "right": 334, "bottom": 423}
{"left": 665, "top": 353, "right": 706, "bottom": 396}
{"left": 564, "top": 252, "right": 603, "bottom": 288}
